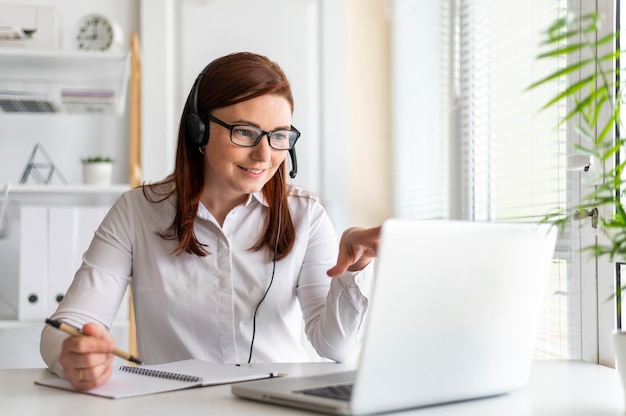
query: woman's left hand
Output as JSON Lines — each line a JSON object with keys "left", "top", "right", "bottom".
{"left": 327, "top": 226, "right": 381, "bottom": 278}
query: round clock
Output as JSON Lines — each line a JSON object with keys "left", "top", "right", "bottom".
{"left": 75, "top": 14, "right": 123, "bottom": 52}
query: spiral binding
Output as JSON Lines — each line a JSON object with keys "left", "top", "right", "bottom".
{"left": 119, "top": 366, "right": 203, "bottom": 383}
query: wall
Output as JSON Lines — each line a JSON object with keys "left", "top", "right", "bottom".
{"left": 346, "top": 0, "right": 393, "bottom": 227}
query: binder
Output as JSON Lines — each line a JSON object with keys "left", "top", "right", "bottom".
{"left": 47, "top": 206, "right": 76, "bottom": 316}
{"left": 0, "top": 203, "right": 20, "bottom": 318}
{"left": 18, "top": 206, "right": 48, "bottom": 320}
{"left": 19, "top": 204, "right": 125, "bottom": 321}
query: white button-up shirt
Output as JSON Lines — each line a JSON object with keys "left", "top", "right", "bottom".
{"left": 41, "top": 185, "right": 373, "bottom": 377}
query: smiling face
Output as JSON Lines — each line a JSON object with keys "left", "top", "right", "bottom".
{"left": 201, "top": 94, "right": 291, "bottom": 209}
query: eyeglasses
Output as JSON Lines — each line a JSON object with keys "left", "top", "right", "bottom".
{"left": 208, "top": 114, "right": 300, "bottom": 150}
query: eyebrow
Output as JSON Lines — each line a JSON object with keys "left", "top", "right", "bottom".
{"left": 230, "top": 118, "right": 291, "bottom": 131}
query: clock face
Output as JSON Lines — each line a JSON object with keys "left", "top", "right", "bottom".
{"left": 75, "top": 15, "right": 121, "bottom": 52}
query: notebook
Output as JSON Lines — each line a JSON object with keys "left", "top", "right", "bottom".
{"left": 35, "top": 359, "right": 281, "bottom": 399}
{"left": 232, "top": 219, "right": 557, "bottom": 415}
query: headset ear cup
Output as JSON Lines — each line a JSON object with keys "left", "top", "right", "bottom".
{"left": 185, "top": 112, "right": 209, "bottom": 147}
{"left": 186, "top": 63, "right": 211, "bottom": 147}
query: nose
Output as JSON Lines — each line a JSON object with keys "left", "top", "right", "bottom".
{"left": 249, "top": 133, "right": 272, "bottom": 161}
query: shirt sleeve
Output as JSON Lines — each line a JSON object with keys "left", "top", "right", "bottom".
{"left": 295, "top": 201, "right": 375, "bottom": 363}
{"left": 39, "top": 193, "right": 134, "bottom": 377}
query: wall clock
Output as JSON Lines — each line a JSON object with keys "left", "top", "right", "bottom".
{"left": 75, "top": 14, "right": 123, "bottom": 52}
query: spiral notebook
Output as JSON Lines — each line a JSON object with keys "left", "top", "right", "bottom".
{"left": 35, "top": 359, "right": 281, "bottom": 399}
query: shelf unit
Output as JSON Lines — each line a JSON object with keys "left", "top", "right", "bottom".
{"left": 0, "top": 34, "right": 142, "bottom": 365}
{"left": 0, "top": 48, "right": 130, "bottom": 114}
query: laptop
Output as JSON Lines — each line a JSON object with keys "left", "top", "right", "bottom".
{"left": 232, "top": 219, "right": 557, "bottom": 415}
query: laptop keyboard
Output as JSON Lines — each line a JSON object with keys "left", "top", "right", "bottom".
{"left": 297, "top": 383, "right": 354, "bottom": 401}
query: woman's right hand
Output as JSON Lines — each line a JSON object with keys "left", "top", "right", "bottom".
{"left": 327, "top": 226, "right": 381, "bottom": 278}
{"left": 58, "top": 322, "right": 116, "bottom": 390}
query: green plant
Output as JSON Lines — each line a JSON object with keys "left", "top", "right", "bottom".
{"left": 81, "top": 156, "right": 113, "bottom": 164}
{"left": 529, "top": 12, "right": 624, "bottom": 299}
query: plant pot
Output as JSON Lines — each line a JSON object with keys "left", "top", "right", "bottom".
{"left": 83, "top": 162, "right": 113, "bottom": 185}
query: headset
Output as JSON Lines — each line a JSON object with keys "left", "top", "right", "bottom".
{"left": 185, "top": 65, "right": 298, "bottom": 179}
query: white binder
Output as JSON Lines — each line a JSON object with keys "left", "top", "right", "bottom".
{"left": 47, "top": 206, "right": 76, "bottom": 317}
{"left": 20, "top": 204, "right": 128, "bottom": 321}
{"left": 18, "top": 206, "right": 48, "bottom": 320}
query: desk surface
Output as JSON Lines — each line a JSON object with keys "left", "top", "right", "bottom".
{"left": 1, "top": 360, "right": 624, "bottom": 415}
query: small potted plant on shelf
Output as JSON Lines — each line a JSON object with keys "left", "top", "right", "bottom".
{"left": 530, "top": 11, "right": 626, "bottom": 386}
{"left": 81, "top": 156, "right": 113, "bottom": 185}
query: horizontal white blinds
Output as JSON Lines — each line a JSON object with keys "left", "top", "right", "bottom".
{"left": 458, "top": 0, "right": 566, "bottom": 224}
{"left": 392, "top": 0, "right": 574, "bottom": 359}
{"left": 458, "top": 0, "right": 572, "bottom": 360}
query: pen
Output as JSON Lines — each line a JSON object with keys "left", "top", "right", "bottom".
{"left": 45, "top": 318, "right": 143, "bottom": 365}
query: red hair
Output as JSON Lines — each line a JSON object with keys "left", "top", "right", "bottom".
{"left": 144, "top": 52, "right": 296, "bottom": 260}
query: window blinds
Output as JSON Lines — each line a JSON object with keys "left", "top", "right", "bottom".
{"left": 391, "top": 0, "right": 574, "bottom": 359}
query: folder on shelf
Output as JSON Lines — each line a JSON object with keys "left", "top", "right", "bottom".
{"left": 47, "top": 206, "right": 76, "bottom": 316}
{"left": 18, "top": 205, "right": 48, "bottom": 320}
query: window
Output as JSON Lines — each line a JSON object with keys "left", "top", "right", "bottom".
{"left": 391, "top": 0, "right": 584, "bottom": 360}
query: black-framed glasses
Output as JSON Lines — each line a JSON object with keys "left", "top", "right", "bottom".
{"left": 208, "top": 114, "right": 300, "bottom": 150}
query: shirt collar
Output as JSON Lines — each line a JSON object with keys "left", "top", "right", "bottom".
{"left": 248, "top": 191, "right": 269, "bottom": 207}
{"left": 197, "top": 192, "right": 268, "bottom": 220}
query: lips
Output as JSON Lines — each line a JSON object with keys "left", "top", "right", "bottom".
{"left": 240, "top": 166, "right": 265, "bottom": 175}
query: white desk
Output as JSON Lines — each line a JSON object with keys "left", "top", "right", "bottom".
{"left": 1, "top": 360, "right": 624, "bottom": 415}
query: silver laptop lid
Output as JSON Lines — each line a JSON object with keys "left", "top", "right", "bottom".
{"left": 349, "top": 219, "right": 556, "bottom": 414}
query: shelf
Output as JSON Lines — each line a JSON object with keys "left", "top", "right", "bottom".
{"left": 0, "top": 183, "right": 130, "bottom": 237}
{"left": 0, "top": 182, "right": 130, "bottom": 208}
{"left": 0, "top": 183, "right": 130, "bottom": 196}
{"left": 0, "top": 47, "right": 128, "bottom": 65}
{"left": 0, "top": 48, "right": 130, "bottom": 114}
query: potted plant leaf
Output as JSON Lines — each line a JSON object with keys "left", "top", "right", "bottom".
{"left": 529, "top": 10, "right": 626, "bottom": 384}
{"left": 81, "top": 156, "right": 113, "bottom": 185}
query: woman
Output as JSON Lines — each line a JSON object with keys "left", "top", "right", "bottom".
{"left": 40, "top": 52, "right": 380, "bottom": 391}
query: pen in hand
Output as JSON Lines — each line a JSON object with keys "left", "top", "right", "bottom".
{"left": 45, "top": 318, "right": 143, "bottom": 365}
